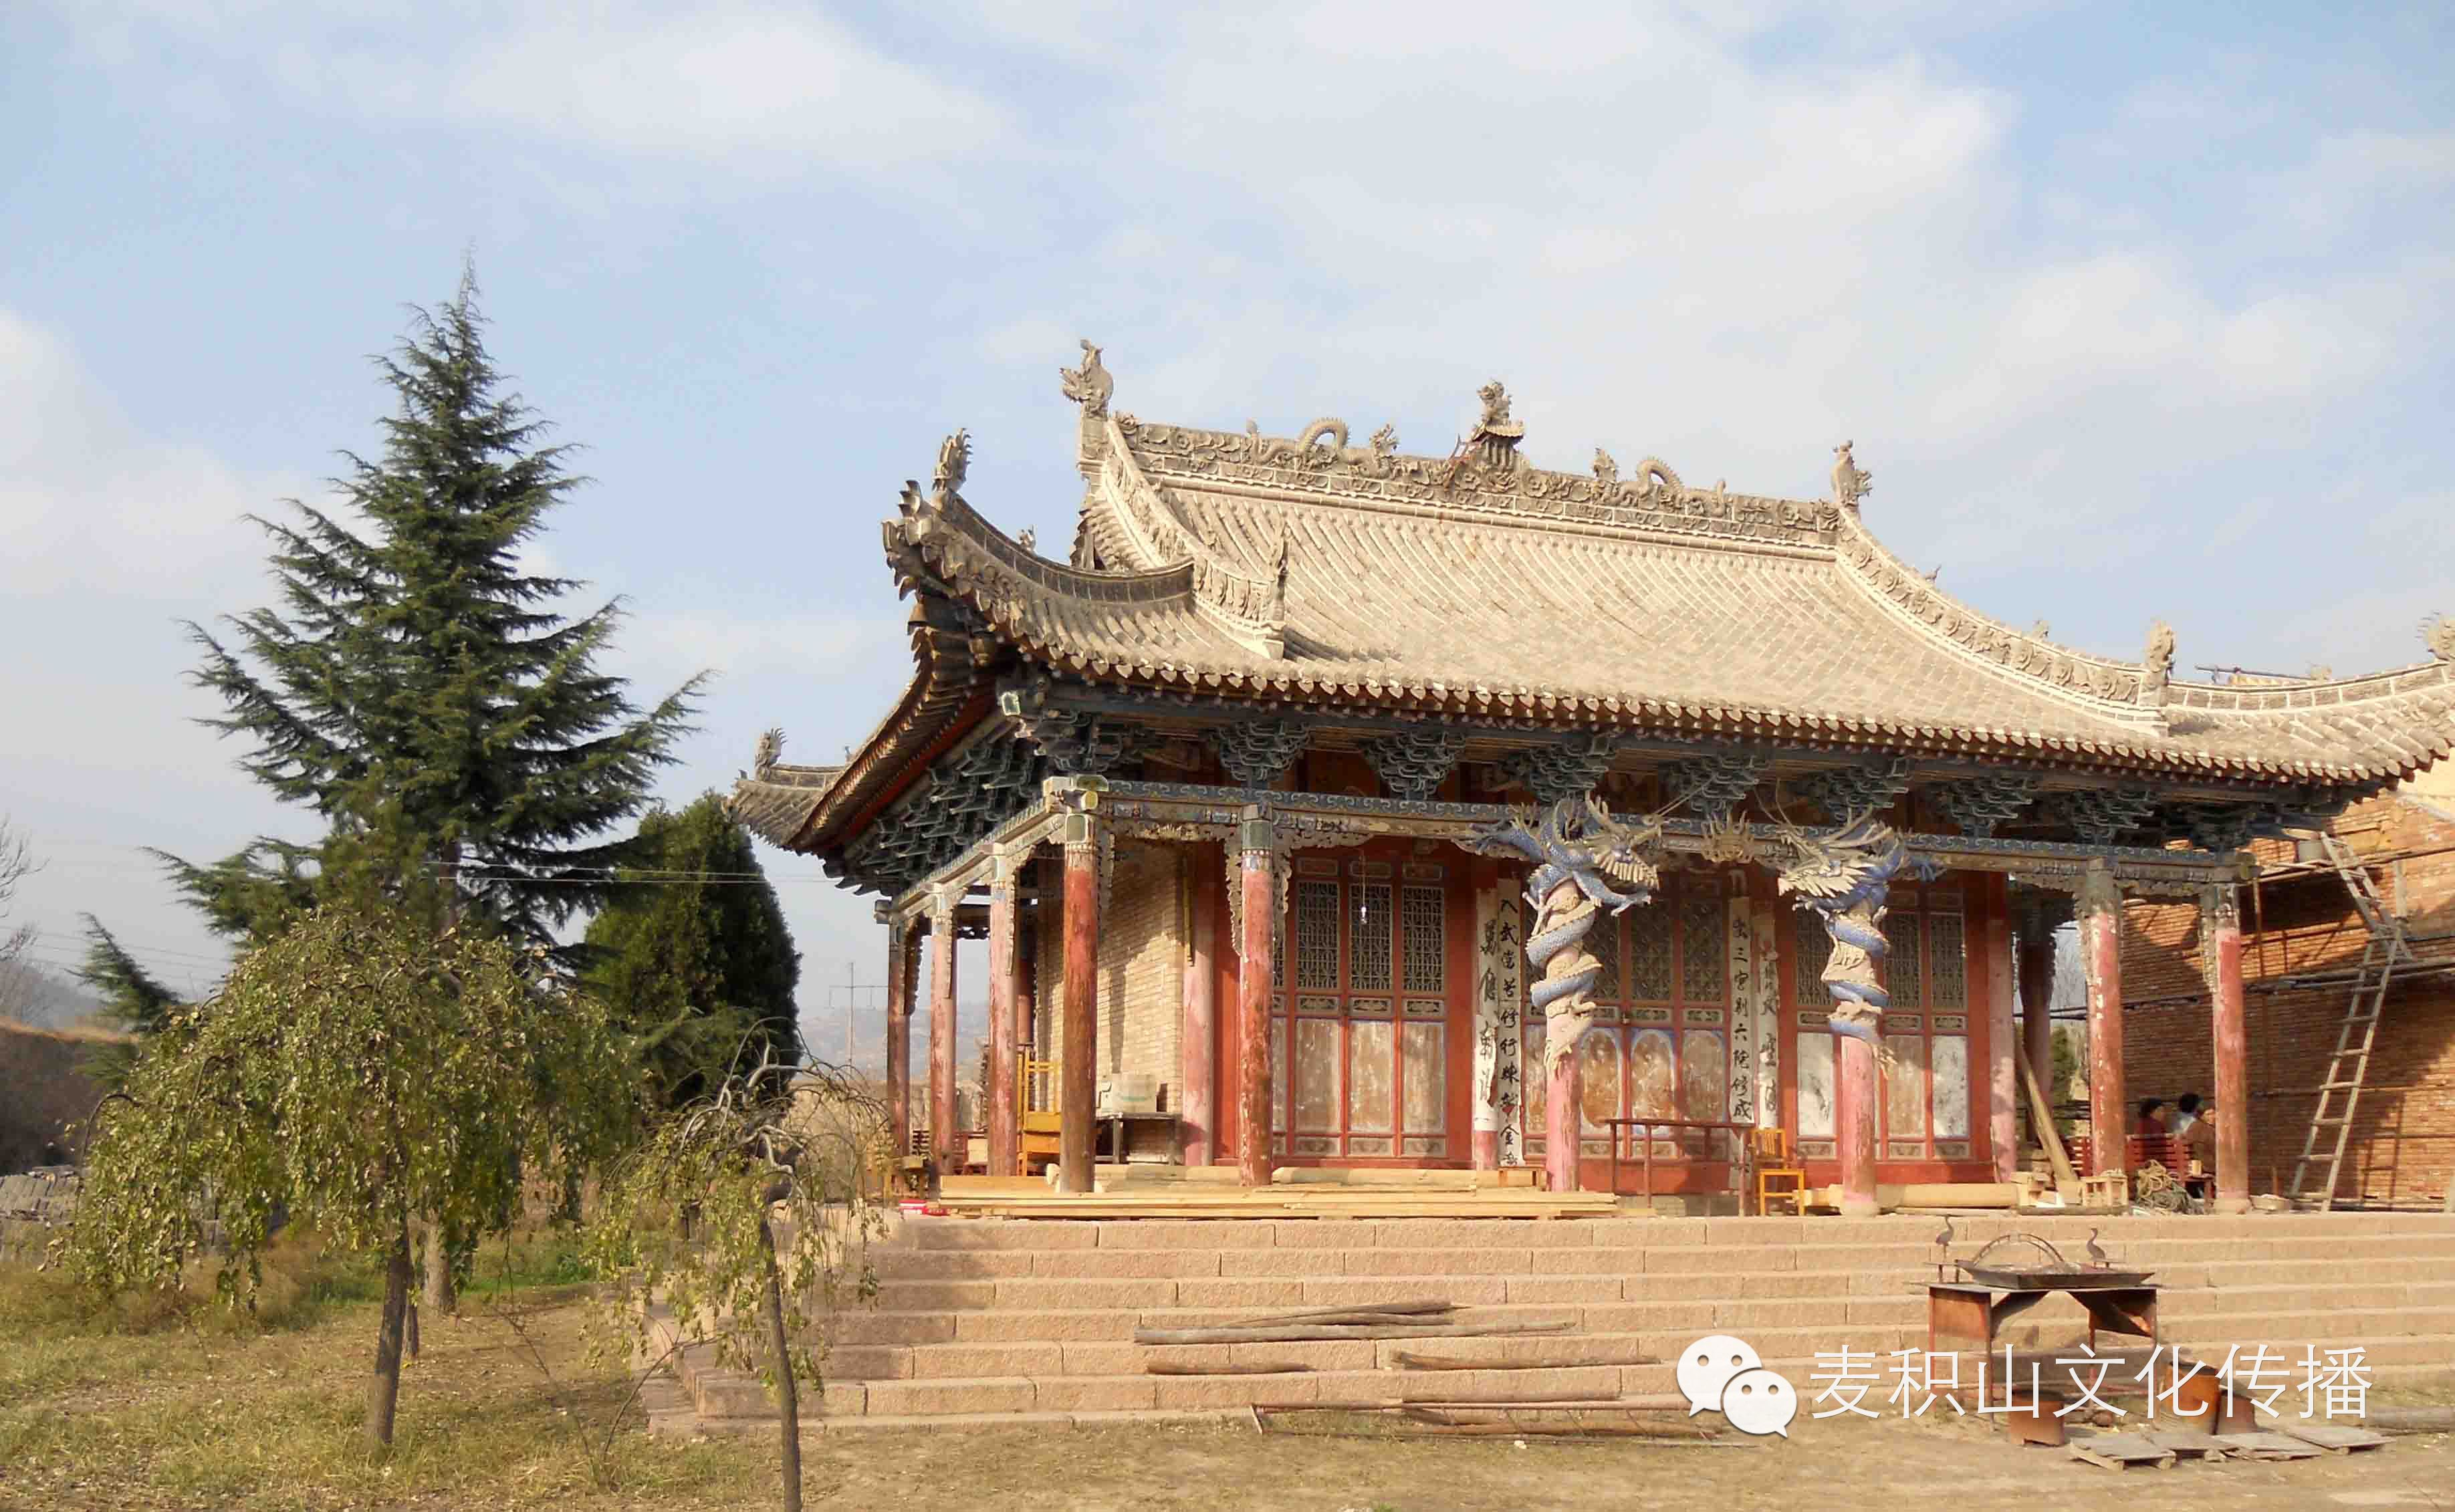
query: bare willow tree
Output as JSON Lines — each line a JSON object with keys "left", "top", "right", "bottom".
{"left": 588, "top": 1050, "right": 888, "bottom": 1512}
{"left": 0, "top": 817, "right": 40, "bottom": 1021}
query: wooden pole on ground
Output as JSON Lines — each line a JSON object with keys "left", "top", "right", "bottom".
{"left": 1060, "top": 810, "right": 1102, "bottom": 1193}
{"left": 1237, "top": 817, "right": 1278, "bottom": 1188}
{"left": 986, "top": 848, "right": 1020, "bottom": 1178}
{"left": 2204, "top": 883, "right": 2250, "bottom": 1213}
{"left": 2079, "top": 864, "right": 2126, "bottom": 1178}
{"left": 2016, "top": 904, "right": 2058, "bottom": 1138}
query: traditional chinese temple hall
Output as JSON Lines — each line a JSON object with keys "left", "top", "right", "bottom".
{"left": 731, "top": 345, "right": 2455, "bottom": 1223}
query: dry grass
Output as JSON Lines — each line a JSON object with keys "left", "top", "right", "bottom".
{"left": 5, "top": 1236, "right": 2454, "bottom": 1511}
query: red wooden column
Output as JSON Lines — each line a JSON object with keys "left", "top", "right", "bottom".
{"left": 2204, "top": 884, "right": 2251, "bottom": 1213}
{"left": 1983, "top": 880, "right": 2018, "bottom": 1184}
{"left": 928, "top": 888, "right": 961, "bottom": 1174}
{"left": 2079, "top": 864, "right": 2126, "bottom": 1177}
{"left": 985, "top": 848, "right": 1020, "bottom": 1178}
{"left": 1180, "top": 848, "right": 1218, "bottom": 1166}
{"left": 1546, "top": 1041, "right": 1581, "bottom": 1194}
{"left": 1060, "top": 811, "right": 1102, "bottom": 1194}
{"left": 1236, "top": 817, "right": 1277, "bottom": 1188}
{"left": 1837, "top": 1033, "right": 1880, "bottom": 1214}
{"left": 885, "top": 919, "right": 914, "bottom": 1158}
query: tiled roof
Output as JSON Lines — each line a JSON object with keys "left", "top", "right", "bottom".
{"left": 905, "top": 404, "right": 2455, "bottom": 785}
{"left": 733, "top": 369, "right": 2455, "bottom": 860}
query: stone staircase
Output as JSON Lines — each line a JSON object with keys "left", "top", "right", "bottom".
{"left": 651, "top": 1210, "right": 2455, "bottom": 1431}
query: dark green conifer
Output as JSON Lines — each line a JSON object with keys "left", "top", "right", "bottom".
{"left": 583, "top": 794, "right": 802, "bottom": 1105}
{"left": 160, "top": 265, "right": 701, "bottom": 955}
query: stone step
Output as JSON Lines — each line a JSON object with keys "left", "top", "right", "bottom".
{"left": 787, "top": 1342, "right": 2455, "bottom": 1420}
{"left": 820, "top": 1295, "right": 2455, "bottom": 1380}
{"left": 895, "top": 1213, "right": 2455, "bottom": 1254}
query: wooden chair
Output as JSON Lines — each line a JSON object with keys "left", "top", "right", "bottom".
{"left": 1018, "top": 1050, "right": 1062, "bottom": 1175}
{"left": 1750, "top": 1127, "right": 1806, "bottom": 1215}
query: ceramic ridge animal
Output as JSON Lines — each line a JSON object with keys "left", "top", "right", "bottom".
{"left": 1773, "top": 810, "right": 1915, "bottom": 1047}
{"left": 1468, "top": 796, "right": 1661, "bottom": 1072}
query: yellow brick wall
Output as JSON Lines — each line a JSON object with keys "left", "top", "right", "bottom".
{"left": 1033, "top": 840, "right": 1189, "bottom": 1102}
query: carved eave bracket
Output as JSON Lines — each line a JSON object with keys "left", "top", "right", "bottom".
{"left": 1002, "top": 682, "right": 1135, "bottom": 776}
{"left": 1931, "top": 773, "right": 2040, "bottom": 839}
{"left": 2049, "top": 785, "right": 2162, "bottom": 846}
{"left": 1797, "top": 757, "right": 1913, "bottom": 822}
{"left": 1500, "top": 732, "right": 1620, "bottom": 807}
{"left": 1211, "top": 718, "right": 1310, "bottom": 791}
{"left": 1363, "top": 728, "right": 1470, "bottom": 801}
{"left": 1660, "top": 751, "right": 1770, "bottom": 820}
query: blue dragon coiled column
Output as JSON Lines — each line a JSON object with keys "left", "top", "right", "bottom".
{"left": 1773, "top": 811, "right": 1917, "bottom": 1045}
{"left": 1470, "top": 797, "right": 1662, "bottom": 1071}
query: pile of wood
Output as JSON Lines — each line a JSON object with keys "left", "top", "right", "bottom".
{"left": 1136, "top": 1299, "right": 1710, "bottom": 1444}
{"left": 1133, "top": 1299, "right": 1573, "bottom": 1346}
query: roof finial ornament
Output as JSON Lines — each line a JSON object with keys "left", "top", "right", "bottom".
{"left": 1831, "top": 440, "right": 1872, "bottom": 510}
{"left": 2426, "top": 614, "right": 2455, "bottom": 662}
{"left": 1369, "top": 422, "right": 1398, "bottom": 459}
{"left": 933, "top": 428, "right": 971, "bottom": 502}
{"left": 1058, "top": 339, "right": 1112, "bottom": 415}
{"left": 1017, "top": 527, "right": 1037, "bottom": 554}
{"left": 753, "top": 727, "right": 784, "bottom": 781}
{"left": 1465, "top": 379, "right": 1525, "bottom": 471}
{"left": 2031, "top": 620, "right": 2052, "bottom": 640}
{"left": 1593, "top": 447, "right": 1619, "bottom": 488}
{"left": 2139, "top": 620, "right": 2176, "bottom": 709}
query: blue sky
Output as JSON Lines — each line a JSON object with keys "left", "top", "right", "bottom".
{"left": 4, "top": 3, "right": 2450, "bottom": 1056}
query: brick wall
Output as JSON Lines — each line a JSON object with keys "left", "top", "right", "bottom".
{"left": 2121, "top": 791, "right": 2455, "bottom": 1202}
{"left": 1034, "top": 840, "right": 1187, "bottom": 1104}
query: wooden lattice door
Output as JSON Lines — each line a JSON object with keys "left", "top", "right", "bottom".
{"left": 1274, "top": 852, "right": 1454, "bottom": 1161}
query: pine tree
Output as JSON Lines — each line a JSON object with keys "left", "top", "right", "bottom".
{"left": 583, "top": 794, "right": 803, "bottom": 1106}
{"left": 73, "top": 917, "right": 183, "bottom": 1090}
{"left": 161, "top": 264, "right": 701, "bottom": 955}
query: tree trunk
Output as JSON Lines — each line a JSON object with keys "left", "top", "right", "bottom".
{"left": 368, "top": 1225, "right": 413, "bottom": 1451}
{"left": 758, "top": 1215, "right": 803, "bottom": 1512}
{"left": 421, "top": 1221, "right": 456, "bottom": 1315}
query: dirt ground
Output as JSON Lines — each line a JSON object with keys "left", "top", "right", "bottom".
{"left": 4, "top": 1266, "right": 2450, "bottom": 1511}
{"left": 790, "top": 1410, "right": 2455, "bottom": 1512}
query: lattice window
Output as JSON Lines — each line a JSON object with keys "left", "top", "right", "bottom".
{"left": 1889, "top": 912, "right": 1923, "bottom": 1010}
{"left": 1401, "top": 885, "right": 1445, "bottom": 993}
{"left": 1350, "top": 882, "right": 1394, "bottom": 992}
{"left": 1794, "top": 912, "right": 1833, "bottom": 1005}
{"left": 1927, "top": 913, "right": 1966, "bottom": 1009}
{"left": 1628, "top": 906, "right": 1673, "bottom": 1001}
{"left": 1294, "top": 880, "right": 1340, "bottom": 992}
{"left": 1589, "top": 911, "right": 1622, "bottom": 1001}
{"left": 1681, "top": 885, "right": 1726, "bottom": 1003}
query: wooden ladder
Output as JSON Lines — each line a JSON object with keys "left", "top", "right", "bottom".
{"left": 2286, "top": 832, "right": 2412, "bottom": 1209}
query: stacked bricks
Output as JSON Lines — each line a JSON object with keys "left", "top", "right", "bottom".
{"left": 649, "top": 1209, "right": 2455, "bottom": 1430}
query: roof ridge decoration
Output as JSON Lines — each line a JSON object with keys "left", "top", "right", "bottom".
{"left": 1095, "top": 422, "right": 1289, "bottom": 658}
{"left": 1093, "top": 356, "right": 1833, "bottom": 552}
{"left": 1828, "top": 493, "right": 2164, "bottom": 726}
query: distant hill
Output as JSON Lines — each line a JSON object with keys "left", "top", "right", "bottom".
{"left": 0, "top": 961, "right": 110, "bottom": 1033}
